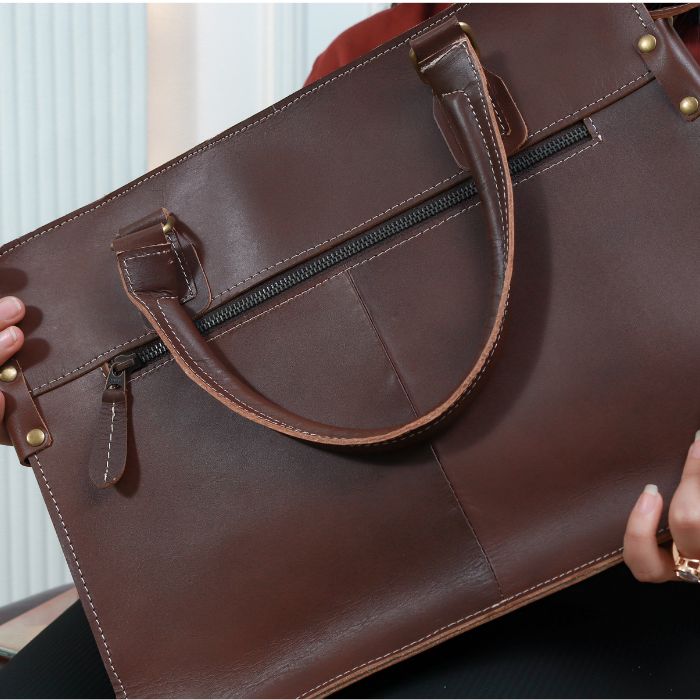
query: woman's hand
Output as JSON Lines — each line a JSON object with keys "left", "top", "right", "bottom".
{"left": 623, "top": 434, "right": 700, "bottom": 582}
{"left": 0, "top": 296, "right": 26, "bottom": 445}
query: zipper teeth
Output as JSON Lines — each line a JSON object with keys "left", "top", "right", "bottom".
{"left": 133, "top": 122, "right": 590, "bottom": 368}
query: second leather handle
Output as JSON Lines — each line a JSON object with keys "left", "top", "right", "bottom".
{"left": 113, "top": 19, "right": 515, "bottom": 448}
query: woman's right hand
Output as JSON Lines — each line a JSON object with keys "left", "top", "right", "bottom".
{"left": 0, "top": 296, "right": 26, "bottom": 445}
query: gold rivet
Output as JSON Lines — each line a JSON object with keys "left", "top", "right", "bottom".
{"left": 637, "top": 34, "right": 657, "bottom": 53}
{"left": 0, "top": 365, "right": 17, "bottom": 383}
{"left": 679, "top": 96, "right": 699, "bottom": 116}
{"left": 26, "top": 428, "right": 46, "bottom": 447}
{"left": 162, "top": 214, "right": 175, "bottom": 234}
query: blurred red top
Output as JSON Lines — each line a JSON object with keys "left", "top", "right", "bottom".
{"left": 305, "top": 4, "right": 700, "bottom": 85}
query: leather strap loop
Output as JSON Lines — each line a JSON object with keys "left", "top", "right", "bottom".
{"left": 113, "top": 19, "right": 515, "bottom": 448}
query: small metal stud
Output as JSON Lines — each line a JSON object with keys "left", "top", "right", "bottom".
{"left": 26, "top": 428, "right": 46, "bottom": 447}
{"left": 679, "top": 96, "right": 699, "bottom": 116}
{"left": 0, "top": 365, "right": 17, "bottom": 383}
{"left": 637, "top": 34, "right": 657, "bottom": 53}
{"left": 162, "top": 214, "right": 175, "bottom": 235}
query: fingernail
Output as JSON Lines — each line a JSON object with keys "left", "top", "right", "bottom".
{"left": 0, "top": 327, "right": 17, "bottom": 349}
{"left": 637, "top": 484, "right": 659, "bottom": 514}
{"left": 690, "top": 431, "right": 700, "bottom": 459}
{"left": 0, "top": 297, "right": 21, "bottom": 322}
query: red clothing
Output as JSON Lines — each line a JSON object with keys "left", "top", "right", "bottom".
{"left": 305, "top": 4, "right": 449, "bottom": 86}
{"left": 305, "top": 4, "right": 700, "bottom": 84}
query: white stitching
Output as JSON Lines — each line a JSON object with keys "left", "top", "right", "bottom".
{"left": 297, "top": 532, "right": 669, "bottom": 699}
{"left": 492, "top": 101, "right": 506, "bottom": 134}
{"left": 103, "top": 402, "right": 117, "bottom": 484}
{"left": 528, "top": 72, "right": 650, "bottom": 137}
{"left": 165, "top": 232, "right": 195, "bottom": 298}
{"left": 463, "top": 48, "right": 509, "bottom": 256}
{"left": 0, "top": 4, "right": 468, "bottom": 263}
{"left": 30, "top": 173, "right": 464, "bottom": 394}
{"left": 209, "top": 171, "right": 464, "bottom": 302}
{"left": 32, "top": 455, "right": 127, "bottom": 698}
{"left": 121, "top": 249, "right": 171, "bottom": 263}
{"left": 31, "top": 331, "right": 154, "bottom": 393}
{"left": 464, "top": 94, "right": 506, "bottom": 235}
{"left": 122, "top": 245, "right": 193, "bottom": 302}
{"left": 128, "top": 138, "right": 601, "bottom": 389}
{"left": 631, "top": 3, "right": 649, "bottom": 30}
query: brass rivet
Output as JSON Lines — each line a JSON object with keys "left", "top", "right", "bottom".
{"left": 637, "top": 34, "right": 657, "bottom": 53}
{"left": 162, "top": 214, "right": 175, "bottom": 234}
{"left": 26, "top": 428, "right": 46, "bottom": 447}
{"left": 0, "top": 365, "right": 17, "bottom": 383}
{"left": 679, "top": 96, "right": 699, "bottom": 116}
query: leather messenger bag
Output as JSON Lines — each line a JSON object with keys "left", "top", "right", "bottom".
{"left": 1, "top": 4, "right": 699, "bottom": 697}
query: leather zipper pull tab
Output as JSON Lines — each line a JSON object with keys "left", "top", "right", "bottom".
{"left": 88, "top": 354, "right": 136, "bottom": 489}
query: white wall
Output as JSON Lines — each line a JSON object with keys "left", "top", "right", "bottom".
{"left": 0, "top": 2, "right": 386, "bottom": 608}
{"left": 147, "top": 3, "right": 386, "bottom": 167}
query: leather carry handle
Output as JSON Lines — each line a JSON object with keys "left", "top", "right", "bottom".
{"left": 113, "top": 19, "right": 514, "bottom": 448}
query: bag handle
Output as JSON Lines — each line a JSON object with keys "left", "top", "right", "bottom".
{"left": 113, "top": 19, "right": 514, "bottom": 448}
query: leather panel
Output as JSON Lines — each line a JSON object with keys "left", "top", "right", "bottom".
{"left": 32, "top": 362, "right": 500, "bottom": 697}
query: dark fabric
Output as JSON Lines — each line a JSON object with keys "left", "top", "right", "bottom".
{"left": 337, "top": 564, "right": 700, "bottom": 699}
{"left": 1, "top": 564, "right": 698, "bottom": 698}
{"left": 0, "top": 599, "right": 113, "bottom": 699}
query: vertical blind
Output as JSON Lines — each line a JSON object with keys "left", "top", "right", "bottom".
{"left": 0, "top": 4, "right": 147, "bottom": 607}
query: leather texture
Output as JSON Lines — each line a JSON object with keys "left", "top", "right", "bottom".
{"left": 0, "top": 4, "right": 698, "bottom": 698}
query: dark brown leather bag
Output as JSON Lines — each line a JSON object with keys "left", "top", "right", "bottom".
{"left": 1, "top": 4, "right": 699, "bottom": 697}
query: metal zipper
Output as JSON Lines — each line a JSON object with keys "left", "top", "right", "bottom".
{"left": 111, "top": 122, "right": 590, "bottom": 378}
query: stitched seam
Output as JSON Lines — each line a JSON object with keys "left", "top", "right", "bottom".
{"left": 32, "top": 455, "right": 127, "bottom": 698}
{"left": 492, "top": 100, "right": 507, "bottom": 133}
{"left": 122, "top": 245, "right": 193, "bottom": 302}
{"left": 31, "top": 331, "right": 154, "bottom": 393}
{"left": 103, "top": 403, "right": 116, "bottom": 484}
{"left": 210, "top": 170, "right": 464, "bottom": 302}
{"left": 631, "top": 2, "right": 649, "bottom": 30}
{"left": 0, "top": 4, "right": 468, "bottom": 263}
{"left": 121, "top": 249, "right": 171, "bottom": 263}
{"left": 165, "top": 232, "right": 195, "bottom": 298}
{"left": 528, "top": 72, "right": 650, "bottom": 137}
{"left": 297, "top": 530, "right": 668, "bottom": 698}
{"left": 464, "top": 48, "right": 510, "bottom": 258}
{"left": 127, "top": 138, "right": 601, "bottom": 389}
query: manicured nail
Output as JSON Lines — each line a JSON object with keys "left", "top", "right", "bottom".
{"left": 690, "top": 431, "right": 700, "bottom": 460}
{"left": 0, "top": 297, "right": 21, "bottom": 322}
{"left": 637, "top": 484, "right": 659, "bottom": 514}
{"left": 0, "top": 327, "right": 17, "bottom": 350}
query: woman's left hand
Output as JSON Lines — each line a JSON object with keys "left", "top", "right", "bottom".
{"left": 623, "top": 433, "right": 700, "bottom": 582}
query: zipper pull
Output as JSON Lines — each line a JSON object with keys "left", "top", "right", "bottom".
{"left": 88, "top": 353, "right": 138, "bottom": 489}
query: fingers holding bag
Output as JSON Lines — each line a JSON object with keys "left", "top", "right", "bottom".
{"left": 624, "top": 434, "right": 700, "bottom": 583}
{"left": 0, "top": 296, "right": 26, "bottom": 445}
